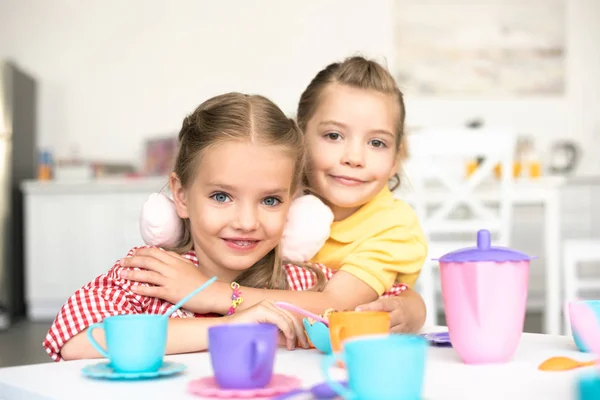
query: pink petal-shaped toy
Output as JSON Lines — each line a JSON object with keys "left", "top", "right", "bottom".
{"left": 569, "top": 301, "right": 600, "bottom": 371}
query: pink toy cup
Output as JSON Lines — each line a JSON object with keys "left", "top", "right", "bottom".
{"left": 437, "top": 229, "right": 533, "bottom": 364}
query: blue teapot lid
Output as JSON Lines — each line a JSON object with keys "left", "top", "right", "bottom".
{"left": 437, "top": 229, "right": 534, "bottom": 262}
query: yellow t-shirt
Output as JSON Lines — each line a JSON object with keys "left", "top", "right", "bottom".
{"left": 310, "top": 187, "right": 428, "bottom": 295}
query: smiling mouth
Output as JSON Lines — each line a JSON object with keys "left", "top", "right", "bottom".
{"left": 222, "top": 239, "right": 260, "bottom": 251}
{"left": 329, "top": 175, "right": 367, "bottom": 186}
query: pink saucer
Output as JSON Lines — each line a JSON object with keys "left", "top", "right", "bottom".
{"left": 188, "top": 373, "right": 301, "bottom": 398}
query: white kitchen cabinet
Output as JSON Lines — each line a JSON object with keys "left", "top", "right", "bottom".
{"left": 21, "top": 177, "right": 167, "bottom": 320}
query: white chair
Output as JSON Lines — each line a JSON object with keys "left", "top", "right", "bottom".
{"left": 562, "top": 238, "right": 600, "bottom": 335}
{"left": 399, "top": 129, "right": 517, "bottom": 326}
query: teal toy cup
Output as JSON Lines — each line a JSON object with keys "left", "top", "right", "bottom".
{"left": 321, "top": 334, "right": 427, "bottom": 400}
{"left": 577, "top": 371, "right": 600, "bottom": 399}
{"left": 87, "top": 314, "right": 167, "bottom": 373}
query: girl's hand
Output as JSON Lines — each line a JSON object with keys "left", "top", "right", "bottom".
{"left": 355, "top": 293, "right": 425, "bottom": 333}
{"left": 227, "top": 300, "right": 310, "bottom": 350}
{"left": 118, "top": 247, "right": 215, "bottom": 314}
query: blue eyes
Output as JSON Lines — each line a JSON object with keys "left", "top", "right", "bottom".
{"left": 211, "top": 192, "right": 231, "bottom": 203}
{"left": 323, "top": 133, "right": 388, "bottom": 148}
{"left": 210, "top": 192, "right": 281, "bottom": 207}
{"left": 262, "top": 197, "right": 281, "bottom": 207}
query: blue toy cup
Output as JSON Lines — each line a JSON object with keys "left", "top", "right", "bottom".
{"left": 569, "top": 300, "right": 600, "bottom": 352}
{"left": 321, "top": 334, "right": 427, "bottom": 400}
{"left": 576, "top": 371, "right": 600, "bottom": 399}
{"left": 86, "top": 314, "right": 167, "bottom": 373}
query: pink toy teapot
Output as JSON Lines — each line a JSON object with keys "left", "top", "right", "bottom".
{"left": 437, "top": 229, "right": 534, "bottom": 364}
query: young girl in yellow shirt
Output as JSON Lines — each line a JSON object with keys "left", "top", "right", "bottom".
{"left": 289, "top": 55, "right": 428, "bottom": 331}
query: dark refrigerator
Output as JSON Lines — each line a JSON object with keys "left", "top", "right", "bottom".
{"left": 0, "top": 61, "right": 37, "bottom": 330}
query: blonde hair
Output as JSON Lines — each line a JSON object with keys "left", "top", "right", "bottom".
{"left": 170, "top": 92, "right": 325, "bottom": 290}
{"left": 297, "top": 56, "right": 405, "bottom": 190}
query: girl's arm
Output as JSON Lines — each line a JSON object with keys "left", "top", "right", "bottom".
{"left": 216, "top": 265, "right": 424, "bottom": 332}
{"left": 60, "top": 317, "right": 229, "bottom": 360}
{"left": 119, "top": 249, "right": 379, "bottom": 316}
{"left": 210, "top": 269, "right": 378, "bottom": 316}
{"left": 209, "top": 273, "right": 426, "bottom": 332}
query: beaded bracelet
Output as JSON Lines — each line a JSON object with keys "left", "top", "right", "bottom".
{"left": 227, "top": 282, "right": 243, "bottom": 315}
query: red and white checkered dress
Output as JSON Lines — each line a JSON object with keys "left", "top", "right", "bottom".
{"left": 43, "top": 246, "right": 407, "bottom": 361}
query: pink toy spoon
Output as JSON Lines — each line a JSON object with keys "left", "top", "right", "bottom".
{"left": 570, "top": 301, "right": 600, "bottom": 371}
{"left": 275, "top": 302, "right": 329, "bottom": 326}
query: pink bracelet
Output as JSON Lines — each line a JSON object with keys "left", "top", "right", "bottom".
{"left": 227, "top": 282, "right": 243, "bottom": 315}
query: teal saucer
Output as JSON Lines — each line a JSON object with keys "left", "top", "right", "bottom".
{"left": 82, "top": 361, "right": 186, "bottom": 380}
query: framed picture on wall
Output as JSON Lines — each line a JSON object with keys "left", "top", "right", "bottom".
{"left": 394, "top": 0, "right": 566, "bottom": 96}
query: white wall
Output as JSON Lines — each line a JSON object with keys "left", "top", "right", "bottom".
{"left": 0, "top": 0, "right": 598, "bottom": 172}
{"left": 0, "top": 0, "right": 394, "bottom": 165}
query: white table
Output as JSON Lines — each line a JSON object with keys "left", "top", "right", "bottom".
{"left": 396, "top": 176, "right": 566, "bottom": 335}
{"left": 0, "top": 329, "right": 591, "bottom": 399}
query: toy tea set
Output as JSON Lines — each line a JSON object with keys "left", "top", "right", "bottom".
{"left": 299, "top": 229, "right": 600, "bottom": 399}
{"left": 78, "top": 229, "right": 600, "bottom": 399}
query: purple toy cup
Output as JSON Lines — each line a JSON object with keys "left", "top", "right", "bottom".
{"left": 208, "top": 323, "right": 278, "bottom": 389}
